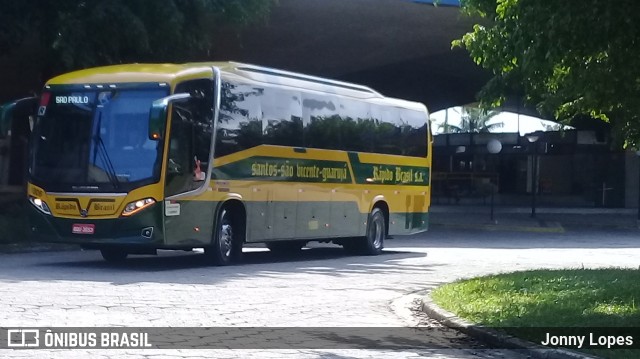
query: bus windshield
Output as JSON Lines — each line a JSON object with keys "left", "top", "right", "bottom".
{"left": 29, "top": 88, "right": 168, "bottom": 192}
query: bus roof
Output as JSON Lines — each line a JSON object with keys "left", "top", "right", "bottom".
{"left": 46, "top": 62, "right": 427, "bottom": 112}
{"left": 46, "top": 63, "right": 215, "bottom": 86}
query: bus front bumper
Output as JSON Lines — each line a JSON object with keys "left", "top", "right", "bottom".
{"left": 27, "top": 203, "right": 165, "bottom": 247}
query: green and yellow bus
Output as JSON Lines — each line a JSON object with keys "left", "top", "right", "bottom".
{"left": 25, "top": 62, "right": 432, "bottom": 263}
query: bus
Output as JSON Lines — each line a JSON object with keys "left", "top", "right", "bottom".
{"left": 26, "top": 62, "right": 432, "bottom": 264}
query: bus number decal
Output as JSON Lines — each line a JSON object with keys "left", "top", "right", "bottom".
{"left": 165, "top": 201, "right": 181, "bottom": 216}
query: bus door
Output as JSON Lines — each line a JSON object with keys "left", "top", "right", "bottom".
{"left": 161, "top": 77, "right": 216, "bottom": 247}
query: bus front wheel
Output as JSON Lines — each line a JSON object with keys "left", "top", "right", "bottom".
{"left": 205, "top": 207, "right": 242, "bottom": 266}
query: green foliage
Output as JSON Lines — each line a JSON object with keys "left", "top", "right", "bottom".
{"left": 432, "top": 268, "right": 640, "bottom": 358}
{"left": 456, "top": 0, "right": 640, "bottom": 147}
{"left": 0, "top": 0, "right": 275, "bottom": 76}
{"left": 433, "top": 268, "right": 640, "bottom": 327}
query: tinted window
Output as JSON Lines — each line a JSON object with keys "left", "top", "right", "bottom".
{"left": 216, "top": 81, "right": 262, "bottom": 157}
{"left": 30, "top": 92, "right": 96, "bottom": 184}
{"left": 215, "top": 81, "right": 428, "bottom": 158}
{"left": 262, "top": 88, "right": 303, "bottom": 147}
{"left": 29, "top": 88, "right": 168, "bottom": 191}
{"left": 303, "top": 94, "right": 341, "bottom": 150}
{"left": 372, "top": 105, "right": 402, "bottom": 155}
{"left": 399, "top": 109, "right": 428, "bottom": 157}
{"left": 339, "top": 98, "right": 373, "bottom": 152}
{"left": 165, "top": 79, "right": 214, "bottom": 196}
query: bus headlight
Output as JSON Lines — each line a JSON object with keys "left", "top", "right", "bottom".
{"left": 29, "top": 196, "right": 52, "bottom": 215}
{"left": 121, "top": 198, "right": 156, "bottom": 217}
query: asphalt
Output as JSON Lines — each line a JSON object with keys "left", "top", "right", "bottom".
{"left": 1, "top": 203, "right": 636, "bottom": 358}
{"left": 430, "top": 204, "right": 638, "bottom": 232}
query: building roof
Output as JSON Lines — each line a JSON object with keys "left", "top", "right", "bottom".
{"left": 211, "top": 0, "right": 490, "bottom": 113}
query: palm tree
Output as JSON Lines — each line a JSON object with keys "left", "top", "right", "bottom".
{"left": 440, "top": 107, "right": 503, "bottom": 133}
{"left": 541, "top": 121, "right": 562, "bottom": 131}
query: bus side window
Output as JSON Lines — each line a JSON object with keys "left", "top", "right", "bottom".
{"left": 302, "top": 93, "right": 341, "bottom": 150}
{"left": 400, "top": 109, "right": 428, "bottom": 157}
{"left": 339, "top": 98, "right": 371, "bottom": 153}
{"left": 216, "top": 81, "right": 262, "bottom": 157}
{"left": 261, "top": 88, "right": 303, "bottom": 147}
{"left": 372, "top": 105, "right": 402, "bottom": 155}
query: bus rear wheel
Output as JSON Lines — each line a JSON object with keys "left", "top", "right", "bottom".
{"left": 205, "top": 207, "right": 242, "bottom": 266}
{"left": 343, "top": 207, "right": 385, "bottom": 255}
{"left": 100, "top": 248, "right": 128, "bottom": 263}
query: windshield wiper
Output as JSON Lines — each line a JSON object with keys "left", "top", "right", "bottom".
{"left": 92, "top": 111, "right": 120, "bottom": 189}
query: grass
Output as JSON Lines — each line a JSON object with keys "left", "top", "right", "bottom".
{"left": 431, "top": 269, "right": 640, "bottom": 359}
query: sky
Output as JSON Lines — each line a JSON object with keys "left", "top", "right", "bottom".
{"left": 429, "top": 107, "right": 571, "bottom": 135}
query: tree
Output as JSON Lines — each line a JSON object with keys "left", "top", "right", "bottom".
{"left": 440, "top": 106, "right": 503, "bottom": 133}
{"left": 455, "top": 0, "right": 640, "bottom": 147}
{"left": 0, "top": 0, "right": 275, "bottom": 81}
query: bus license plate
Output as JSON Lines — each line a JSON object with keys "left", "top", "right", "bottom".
{"left": 72, "top": 224, "right": 95, "bottom": 235}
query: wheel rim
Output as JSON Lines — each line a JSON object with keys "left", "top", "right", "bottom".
{"left": 219, "top": 213, "right": 233, "bottom": 258}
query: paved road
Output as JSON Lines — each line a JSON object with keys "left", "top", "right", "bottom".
{"left": 1, "top": 226, "right": 639, "bottom": 358}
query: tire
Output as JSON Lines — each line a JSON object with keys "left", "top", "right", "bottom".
{"left": 363, "top": 208, "right": 386, "bottom": 255}
{"left": 342, "top": 208, "right": 385, "bottom": 255}
{"left": 205, "top": 207, "right": 242, "bottom": 266}
{"left": 266, "top": 241, "right": 306, "bottom": 254}
{"left": 100, "top": 248, "right": 128, "bottom": 263}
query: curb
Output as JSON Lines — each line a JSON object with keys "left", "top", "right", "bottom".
{"left": 431, "top": 222, "right": 566, "bottom": 233}
{"left": 559, "top": 223, "right": 638, "bottom": 231}
{"left": 420, "top": 294, "right": 600, "bottom": 359}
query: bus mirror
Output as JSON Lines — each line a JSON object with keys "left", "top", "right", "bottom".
{"left": 148, "top": 93, "right": 191, "bottom": 141}
{"left": 148, "top": 101, "right": 167, "bottom": 140}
